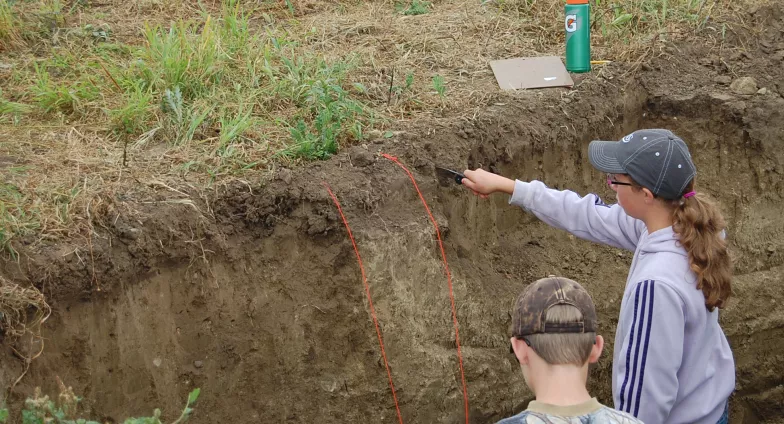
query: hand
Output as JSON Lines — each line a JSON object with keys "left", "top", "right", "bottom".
{"left": 461, "top": 169, "right": 515, "bottom": 197}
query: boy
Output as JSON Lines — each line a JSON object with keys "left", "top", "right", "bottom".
{"left": 499, "top": 276, "right": 643, "bottom": 424}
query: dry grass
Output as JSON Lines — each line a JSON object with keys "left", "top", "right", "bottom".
{"left": 0, "top": 0, "right": 757, "bottom": 260}
{"left": 0, "top": 275, "right": 50, "bottom": 339}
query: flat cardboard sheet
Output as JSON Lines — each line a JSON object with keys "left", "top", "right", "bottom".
{"left": 489, "top": 56, "right": 574, "bottom": 90}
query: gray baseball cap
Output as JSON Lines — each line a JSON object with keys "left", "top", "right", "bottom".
{"left": 588, "top": 129, "right": 697, "bottom": 200}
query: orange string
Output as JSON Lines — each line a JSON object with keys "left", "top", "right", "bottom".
{"left": 322, "top": 182, "right": 404, "bottom": 424}
{"left": 381, "top": 154, "right": 470, "bottom": 424}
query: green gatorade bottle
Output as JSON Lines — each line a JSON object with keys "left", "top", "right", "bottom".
{"left": 565, "top": 0, "right": 591, "bottom": 73}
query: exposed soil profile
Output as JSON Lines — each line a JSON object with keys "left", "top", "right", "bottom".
{"left": 1, "top": 2, "right": 783, "bottom": 424}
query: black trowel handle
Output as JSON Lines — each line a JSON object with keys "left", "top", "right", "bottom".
{"left": 437, "top": 166, "right": 465, "bottom": 185}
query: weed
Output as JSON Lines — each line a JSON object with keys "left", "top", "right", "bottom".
{"left": 0, "top": 381, "right": 200, "bottom": 424}
{"left": 282, "top": 77, "right": 369, "bottom": 160}
{"left": 32, "top": 63, "right": 98, "bottom": 114}
{"left": 111, "top": 81, "right": 154, "bottom": 136}
{"left": 83, "top": 23, "right": 110, "bottom": 42}
{"left": 592, "top": 0, "right": 706, "bottom": 42}
{"left": 220, "top": 0, "right": 252, "bottom": 56}
{"left": 218, "top": 106, "right": 254, "bottom": 149}
{"left": 284, "top": 0, "right": 295, "bottom": 14}
{"left": 161, "top": 86, "right": 213, "bottom": 145}
{"left": 139, "top": 19, "right": 222, "bottom": 98}
{"left": 396, "top": 0, "right": 431, "bottom": 16}
{"left": 405, "top": 73, "right": 415, "bottom": 90}
{"left": 432, "top": 74, "right": 446, "bottom": 99}
{"left": 37, "top": 0, "right": 65, "bottom": 31}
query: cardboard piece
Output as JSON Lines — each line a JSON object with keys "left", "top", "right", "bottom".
{"left": 489, "top": 56, "right": 574, "bottom": 91}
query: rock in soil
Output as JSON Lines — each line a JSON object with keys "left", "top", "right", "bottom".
{"left": 714, "top": 75, "right": 732, "bottom": 85}
{"left": 730, "top": 77, "right": 759, "bottom": 95}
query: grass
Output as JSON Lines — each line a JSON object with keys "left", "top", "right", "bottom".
{"left": 592, "top": 0, "right": 709, "bottom": 44}
{"left": 0, "top": 88, "right": 30, "bottom": 123}
{"left": 0, "top": 180, "right": 39, "bottom": 258}
{"left": 0, "top": 0, "right": 747, "bottom": 256}
{"left": 0, "top": 0, "right": 22, "bottom": 50}
{"left": 32, "top": 63, "right": 99, "bottom": 114}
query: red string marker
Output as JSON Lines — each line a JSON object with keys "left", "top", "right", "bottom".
{"left": 381, "top": 153, "right": 470, "bottom": 424}
{"left": 322, "top": 182, "right": 404, "bottom": 424}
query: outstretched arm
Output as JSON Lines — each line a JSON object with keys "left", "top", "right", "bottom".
{"left": 462, "top": 169, "right": 643, "bottom": 250}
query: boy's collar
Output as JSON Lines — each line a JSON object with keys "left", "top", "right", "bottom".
{"left": 527, "top": 398, "right": 602, "bottom": 417}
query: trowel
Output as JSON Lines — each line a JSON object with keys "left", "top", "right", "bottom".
{"left": 435, "top": 166, "right": 465, "bottom": 186}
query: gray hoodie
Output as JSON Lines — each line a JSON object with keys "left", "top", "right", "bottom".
{"left": 510, "top": 180, "right": 735, "bottom": 424}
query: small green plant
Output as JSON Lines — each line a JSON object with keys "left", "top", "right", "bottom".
{"left": 0, "top": 382, "right": 200, "bottom": 424}
{"left": 432, "top": 74, "right": 446, "bottom": 103}
{"left": 284, "top": 0, "right": 295, "bottom": 14}
{"left": 218, "top": 106, "right": 254, "bottom": 150}
{"left": 396, "top": 0, "right": 431, "bottom": 16}
{"left": 405, "top": 72, "right": 415, "bottom": 90}
{"left": 32, "top": 63, "right": 98, "bottom": 114}
{"left": 282, "top": 79, "right": 368, "bottom": 160}
{"left": 162, "top": 86, "right": 213, "bottom": 145}
{"left": 83, "top": 23, "right": 110, "bottom": 42}
{"left": 37, "top": 0, "right": 65, "bottom": 31}
{"left": 139, "top": 19, "right": 222, "bottom": 98}
{"left": 111, "top": 81, "right": 154, "bottom": 136}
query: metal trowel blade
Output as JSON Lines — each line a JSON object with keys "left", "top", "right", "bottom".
{"left": 435, "top": 166, "right": 465, "bottom": 186}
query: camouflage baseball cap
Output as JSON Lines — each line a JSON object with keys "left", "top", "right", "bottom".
{"left": 512, "top": 277, "right": 597, "bottom": 337}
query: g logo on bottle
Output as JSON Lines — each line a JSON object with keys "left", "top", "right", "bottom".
{"left": 565, "top": 14, "right": 578, "bottom": 32}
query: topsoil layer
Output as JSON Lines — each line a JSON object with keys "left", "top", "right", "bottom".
{"left": 1, "top": 3, "right": 784, "bottom": 424}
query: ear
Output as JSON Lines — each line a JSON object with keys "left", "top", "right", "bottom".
{"left": 510, "top": 337, "right": 529, "bottom": 365}
{"left": 642, "top": 187, "right": 657, "bottom": 204}
{"left": 588, "top": 335, "right": 604, "bottom": 364}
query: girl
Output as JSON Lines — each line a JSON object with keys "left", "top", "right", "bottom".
{"left": 462, "top": 129, "right": 734, "bottom": 424}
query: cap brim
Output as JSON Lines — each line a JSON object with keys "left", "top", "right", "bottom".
{"left": 588, "top": 140, "right": 626, "bottom": 173}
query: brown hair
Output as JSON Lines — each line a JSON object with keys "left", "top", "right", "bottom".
{"left": 668, "top": 180, "right": 732, "bottom": 310}
{"left": 526, "top": 305, "right": 595, "bottom": 366}
{"left": 631, "top": 178, "right": 732, "bottom": 310}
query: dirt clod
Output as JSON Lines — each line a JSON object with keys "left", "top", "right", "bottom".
{"left": 731, "top": 77, "right": 759, "bottom": 95}
{"left": 714, "top": 75, "right": 732, "bottom": 85}
{"left": 277, "top": 168, "right": 293, "bottom": 184}
{"left": 350, "top": 147, "right": 375, "bottom": 167}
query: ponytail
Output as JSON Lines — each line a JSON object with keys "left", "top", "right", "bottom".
{"left": 670, "top": 181, "right": 732, "bottom": 310}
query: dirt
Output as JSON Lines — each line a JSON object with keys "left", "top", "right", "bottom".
{"left": 1, "top": 3, "right": 784, "bottom": 424}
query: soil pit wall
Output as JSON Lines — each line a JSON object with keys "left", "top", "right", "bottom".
{"left": 2, "top": 81, "right": 784, "bottom": 423}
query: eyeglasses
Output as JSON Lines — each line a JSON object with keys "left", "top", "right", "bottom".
{"left": 607, "top": 173, "right": 633, "bottom": 187}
